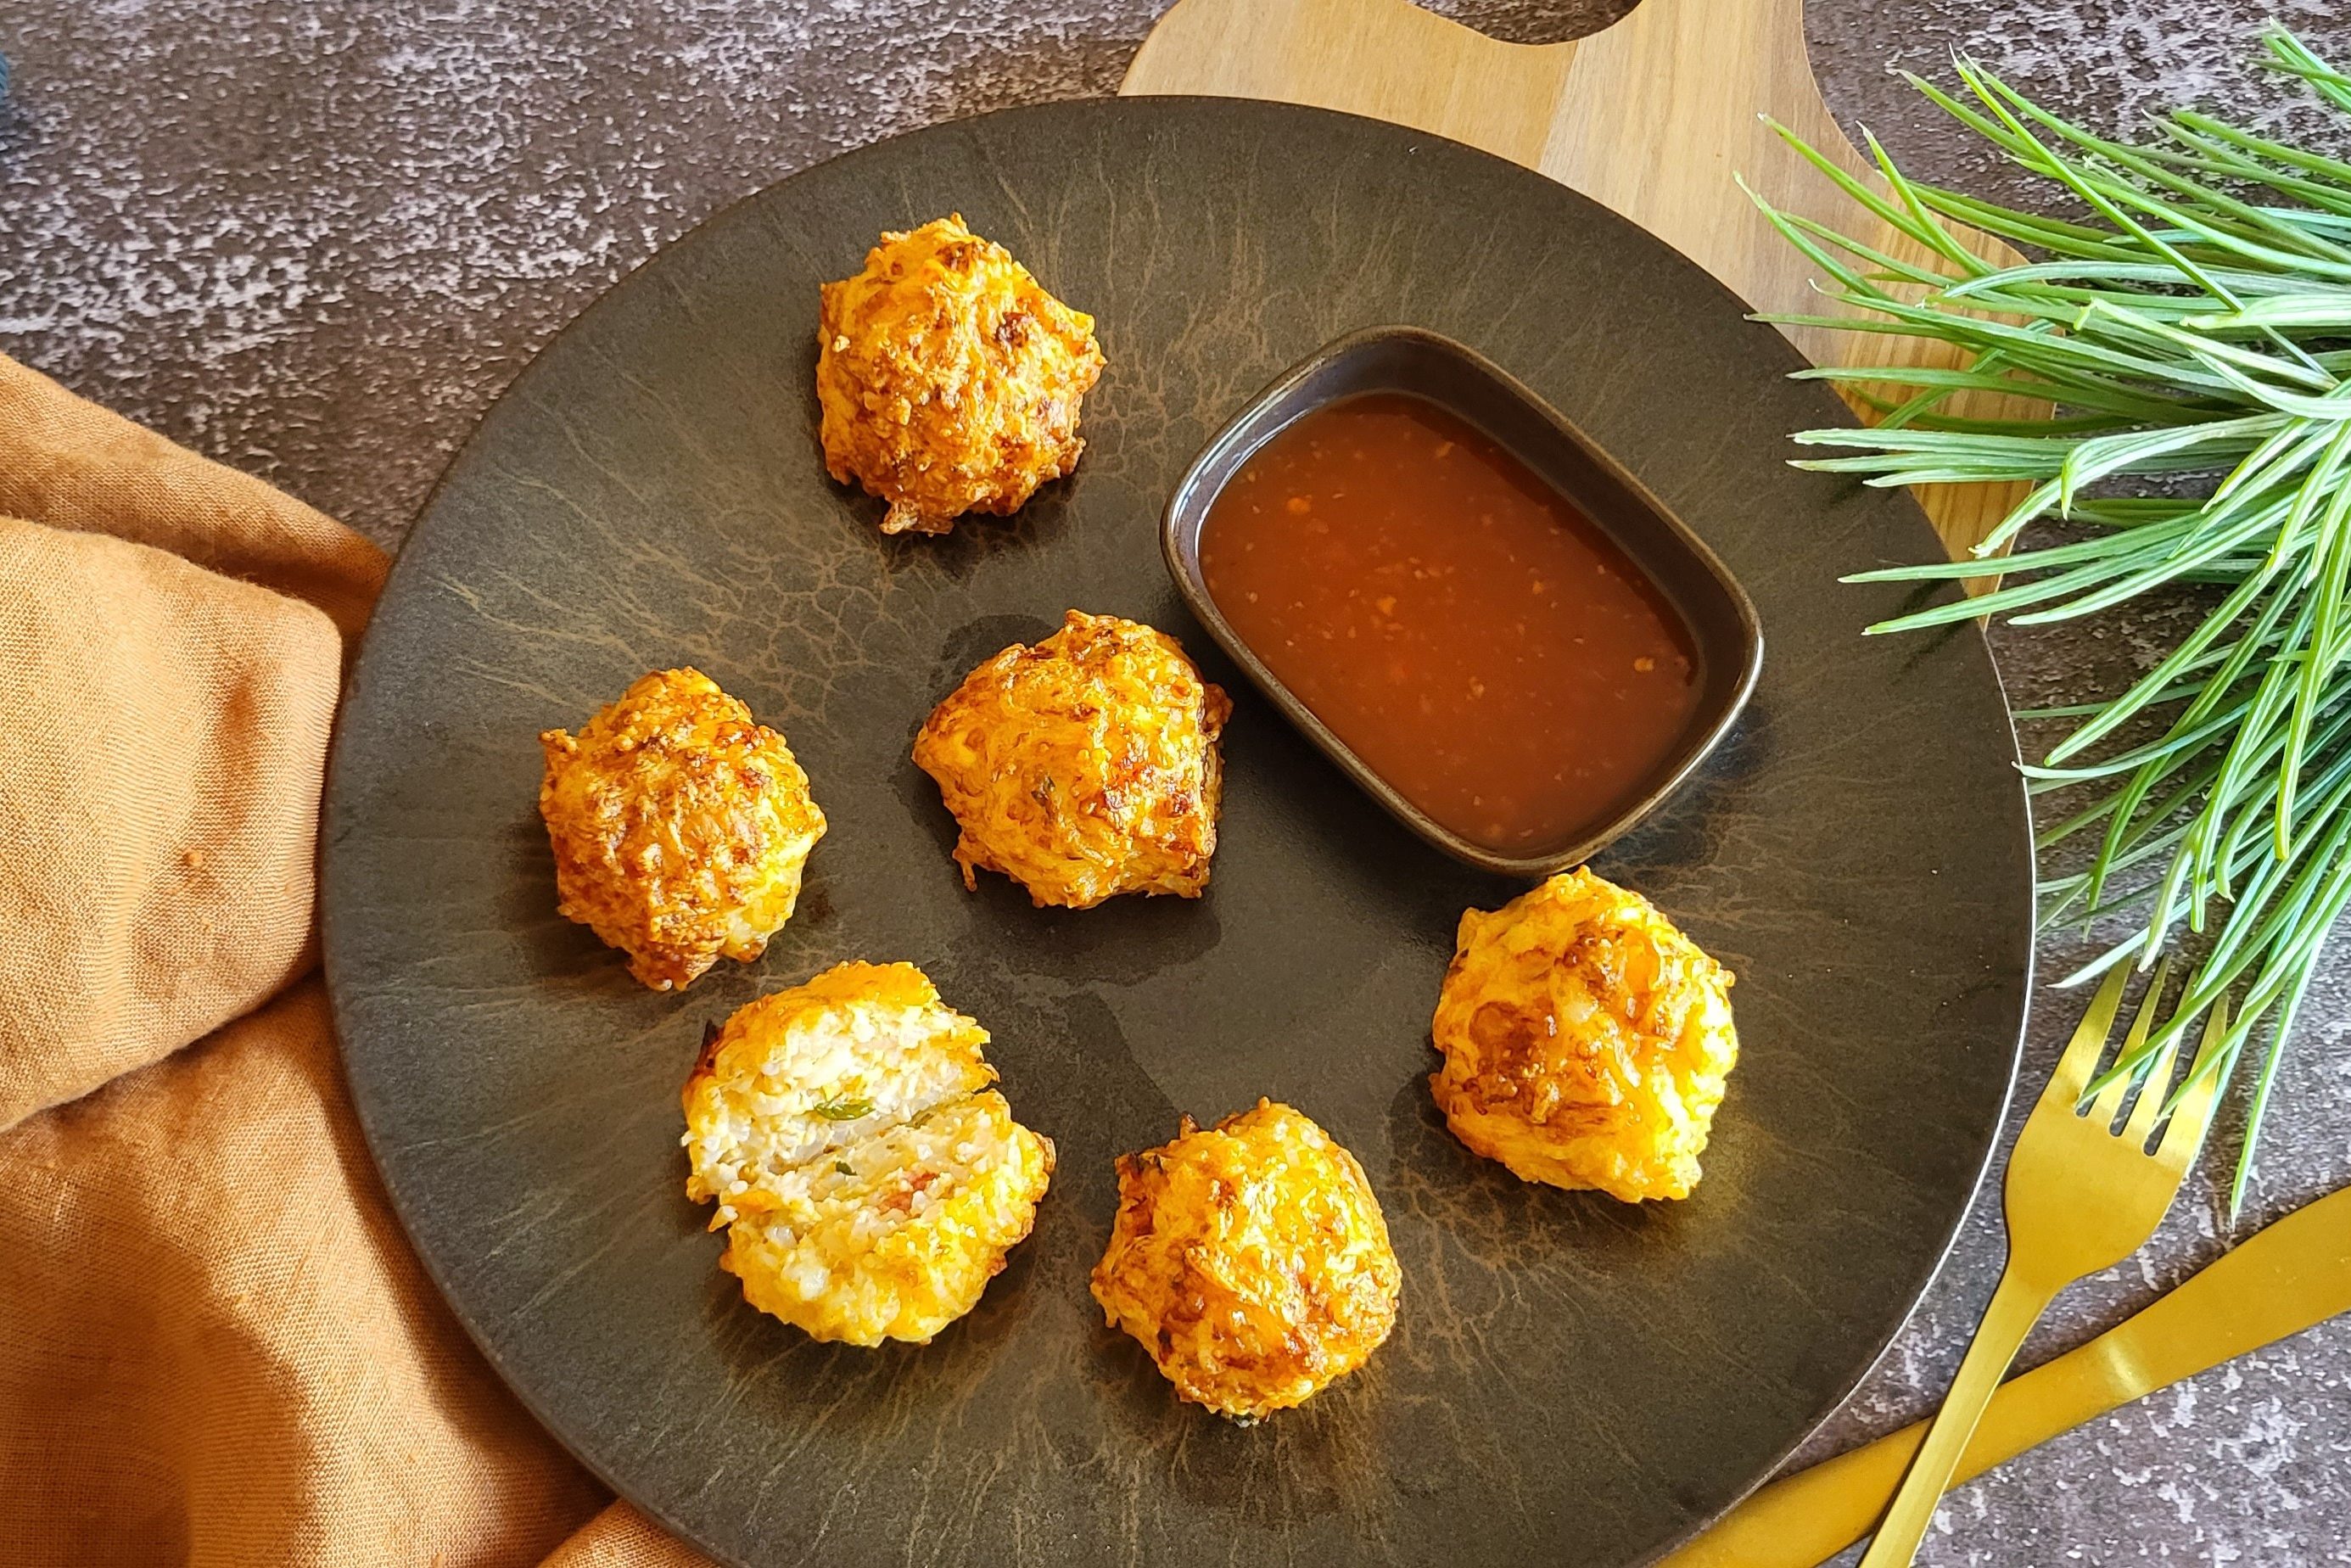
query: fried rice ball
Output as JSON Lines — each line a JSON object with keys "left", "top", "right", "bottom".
{"left": 1090, "top": 1100, "right": 1401, "bottom": 1421}
{"left": 540, "top": 669, "right": 826, "bottom": 991}
{"left": 816, "top": 214, "right": 1106, "bottom": 536}
{"left": 912, "top": 609, "right": 1232, "bottom": 910}
{"left": 1430, "top": 868, "right": 1738, "bottom": 1203}
{"left": 682, "top": 960, "right": 1055, "bottom": 1346}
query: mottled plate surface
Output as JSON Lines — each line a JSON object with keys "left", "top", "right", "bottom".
{"left": 322, "top": 98, "right": 2031, "bottom": 1568}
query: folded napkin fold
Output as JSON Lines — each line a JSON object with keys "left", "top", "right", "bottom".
{"left": 0, "top": 351, "right": 707, "bottom": 1566}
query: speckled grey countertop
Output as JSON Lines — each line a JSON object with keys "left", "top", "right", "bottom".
{"left": 4, "top": 3, "right": 2348, "bottom": 1563}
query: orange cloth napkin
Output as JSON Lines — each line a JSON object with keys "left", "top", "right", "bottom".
{"left": 0, "top": 351, "right": 713, "bottom": 1567}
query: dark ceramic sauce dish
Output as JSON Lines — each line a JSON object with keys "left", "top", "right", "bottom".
{"left": 1162, "top": 325, "right": 1765, "bottom": 879}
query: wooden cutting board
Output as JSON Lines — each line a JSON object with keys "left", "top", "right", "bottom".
{"left": 1122, "top": 0, "right": 2033, "bottom": 565}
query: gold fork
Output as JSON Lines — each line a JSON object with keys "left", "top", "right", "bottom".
{"left": 1857, "top": 958, "right": 2227, "bottom": 1567}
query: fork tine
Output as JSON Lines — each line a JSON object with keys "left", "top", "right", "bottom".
{"left": 2087, "top": 961, "right": 2166, "bottom": 1125}
{"left": 2042, "top": 963, "right": 2131, "bottom": 1113}
{"left": 2158, "top": 994, "right": 2234, "bottom": 1168}
{"left": 2122, "top": 958, "right": 2180, "bottom": 1145}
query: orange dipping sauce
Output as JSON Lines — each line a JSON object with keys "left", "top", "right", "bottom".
{"left": 1199, "top": 393, "right": 1700, "bottom": 854}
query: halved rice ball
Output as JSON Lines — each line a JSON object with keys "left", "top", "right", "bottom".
{"left": 682, "top": 960, "right": 1053, "bottom": 1346}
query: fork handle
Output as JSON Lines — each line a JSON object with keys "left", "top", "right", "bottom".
{"left": 1857, "top": 1266, "right": 2058, "bottom": 1567}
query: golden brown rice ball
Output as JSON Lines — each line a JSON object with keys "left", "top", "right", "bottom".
{"left": 1089, "top": 1100, "right": 1401, "bottom": 1421}
{"left": 1430, "top": 868, "right": 1738, "bottom": 1203}
{"left": 682, "top": 960, "right": 1054, "bottom": 1346}
{"left": 539, "top": 668, "right": 826, "bottom": 991}
{"left": 913, "top": 609, "right": 1231, "bottom": 910}
{"left": 816, "top": 214, "right": 1106, "bottom": 536}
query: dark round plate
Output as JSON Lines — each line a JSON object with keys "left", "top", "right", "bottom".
{"left": 323, "top": 98, "right": 2031, "bottom": 1568}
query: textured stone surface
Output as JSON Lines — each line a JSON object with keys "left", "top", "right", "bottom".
{"left": 5, "top": 2, "right": 2351, "bottom": 1564}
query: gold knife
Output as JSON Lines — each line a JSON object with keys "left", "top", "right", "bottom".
{"left": 1661, "top": 1184, "right": 2351, "bottom": 1568}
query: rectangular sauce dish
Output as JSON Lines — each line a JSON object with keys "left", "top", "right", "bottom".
{"left": 1162, "top": 325, "right": 1763, "bottom": 878}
